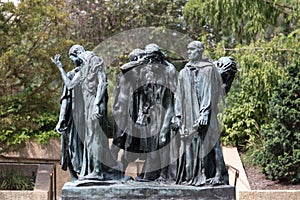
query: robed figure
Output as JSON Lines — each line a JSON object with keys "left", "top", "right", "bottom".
{"left": 56, "top": 67, "right": 83, "bottom": 182}
{"left": 52, "top": 45, "right": 122, "bottom": 181}
{"left": 174, "top": 41, "right": 228, "bottom": 186}
{"left": 135, "top": 44, "right": 179, "bottom": 182}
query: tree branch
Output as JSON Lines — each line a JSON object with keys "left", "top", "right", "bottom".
{"left": 262, "top": 0, "right": 293, "bottom": 10}
{"left": 222, "top": 46, "right": 300, "bottom": 55}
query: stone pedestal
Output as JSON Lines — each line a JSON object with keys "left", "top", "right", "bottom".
{"left": 61, "top": 181, "right": 236, "bottom": 200}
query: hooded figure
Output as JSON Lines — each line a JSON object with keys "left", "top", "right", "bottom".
{"left": 135, "top": 44, "right": 179, "bottom": 182}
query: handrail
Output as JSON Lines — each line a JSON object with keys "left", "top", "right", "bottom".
{"left": 226, "top": 164, "right": 240, "bottom": 187}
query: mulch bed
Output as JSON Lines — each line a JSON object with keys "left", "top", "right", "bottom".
{"left": 244, "top": 165, "right": 300, "bottom": 190}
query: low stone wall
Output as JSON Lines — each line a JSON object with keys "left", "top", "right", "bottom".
{"left": 0, "top": 162, "right": 38, "bottom": 178}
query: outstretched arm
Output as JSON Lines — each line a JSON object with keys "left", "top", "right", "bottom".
{"left": 51, "top": 54, "right": 81, "bottom": 89}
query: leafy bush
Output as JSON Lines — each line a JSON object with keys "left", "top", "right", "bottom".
{"left": 219, "top": 30, "right": 300, "bottom": 151}
{"left": 219, "top": 44, "right": 284, "bottom": 150}
{"left": 0, "top": 93, "right": 60, "bottom": 153}
{"left": 253, "top": 62, "right": 300, "bottom": 183}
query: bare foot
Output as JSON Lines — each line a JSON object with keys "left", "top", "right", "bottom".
{"left": 193, "top": 174, "right": 206, "bottom": 186}
{"left": 79, "top": 172, "right": 105, "bottom": 181}
{"left": 206, "top": 176, "right": 223, "bottom": 185}
{"left": 155, "top": 175, "right": 167, "bottom": 183}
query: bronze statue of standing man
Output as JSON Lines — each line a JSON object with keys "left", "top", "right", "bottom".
{"left": 173, "top": 41, "right": 227, "bottom": 186}
{"left": 52, "top": 45, "right": 122, "bottom": 181}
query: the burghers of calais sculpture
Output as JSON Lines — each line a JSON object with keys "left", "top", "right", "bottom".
{"left": 173, "top": 41, "right": 228, "bottom": 186}
{"left": 111, "top": 48, "right": 146, "bottom": 174}
{"left": 56, "top": 63, "right": 84, "bottom": 182}
{"left": 52, "top": 45, "right": 122, "bottom": 181}
{"left": 135, "top": 44, "right": 179, "bottom": 182}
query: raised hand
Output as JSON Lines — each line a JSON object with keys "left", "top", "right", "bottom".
{"left": 51, "top": 54, "right": 63, "bottom": 68}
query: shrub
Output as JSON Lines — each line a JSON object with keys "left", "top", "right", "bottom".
{"left": 0, "top": 93, "right": 60, "bottom": 153}
{"left": 220, "top": 45, "right": 284, "bottom": 150}
{"left": 220, "top": 30, "right": 300, "bottom": 151}
{"left": 254, "top": 62, "right": 300, "bottom": 183}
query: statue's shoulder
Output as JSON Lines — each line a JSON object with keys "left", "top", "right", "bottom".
{"left": 178, "top": 66, "right": 189, "bottom": 77}
{"left": 200, "top": 60, "right": 214, "bottom": 68}
{"left": 85, "top": 51, "right": 103, "bottom": 62}
{"left": 83, "top": 51, "right": 93, "bottom": 59}
{"left": 165, "top": 61, "right": 176, "bottom": 73}
{"left": 87, "top": 51, "right": 104, "bottom": 67}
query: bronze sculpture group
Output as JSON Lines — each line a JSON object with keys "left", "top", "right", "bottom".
{"left": 52, "top": 41, "right": 237, "bottom": 187}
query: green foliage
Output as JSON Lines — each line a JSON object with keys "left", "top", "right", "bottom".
{"left": 0, "top": 171, "right": 35, "bottom": 190}
{"left": 0, "top": 0, "right": 188, "bottom": 153}
{"left": 0, "top": 92, "right": 59, "bottom": 153}
{"left": 68, "top": 0, "right": 187, "bottom": 47}
{"left": 0, "top": 0, "right": 72, "bottom": 153}
{"left": 252, "top": 62, "right": 300, "bottom": 183}
{"left": 183, "top": 0, "right": 299, "bottom": 47}
{"left": 219, "top": 30, "right": 300, "bottom": 150}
